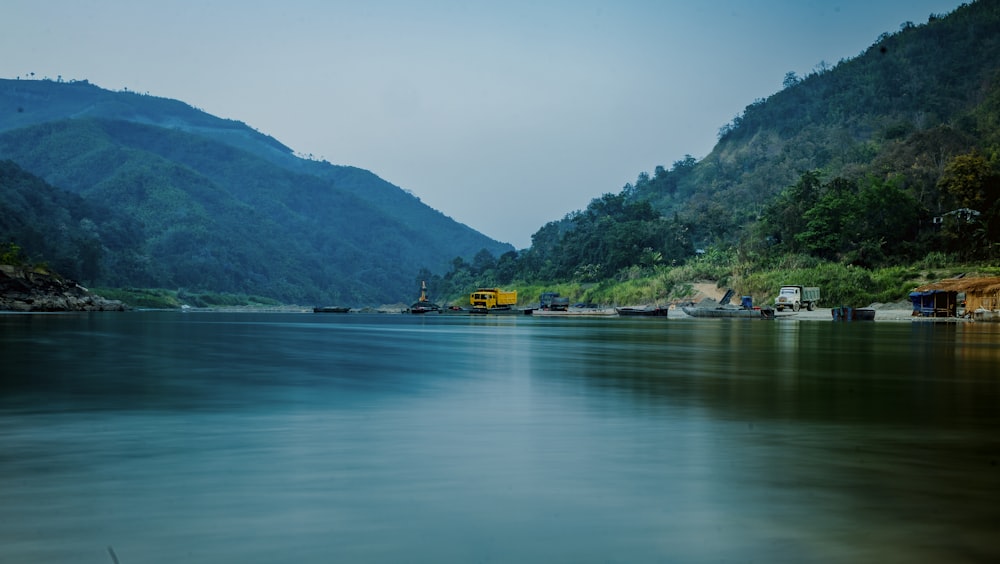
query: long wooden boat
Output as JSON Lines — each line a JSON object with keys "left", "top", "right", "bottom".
{"left": 682, "top": 306, "right": 774, "bottom": 319}
{"left": 313, "top": 306, "right": 350, "bottom": 313}
{"left": 531, "top": 307, "right": 618, "bottom": 316}
{"left": 408, "top": 301, "right": 441, "bottom": 314}
{"left": 831, "top": 306, "right": 875, "bottom": 321}
{"left": 469, "top": 306, "right": 529, "bottom": 315}
{"left": 615, "top": 306, "right": 669, "bottom": 317}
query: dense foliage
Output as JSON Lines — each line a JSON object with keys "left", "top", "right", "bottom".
{"left": 421, "top": 1, "right": 1000, "bottom": 305}
{"left": 0, "top": 161, "right": 106, "bottom": 278}
{"left": 3, "top": 2, "right": 999, "bottom": 309}
{"left": 628, "top": 1, "right": 1000, "bottom": 248}
{"left": 0, "top": 91, "right": 512, "bottom": 304}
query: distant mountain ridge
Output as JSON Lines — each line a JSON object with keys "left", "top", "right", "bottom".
{"left": 483, "top": 0, "right": 999, "bottom": 291}
{"left": 0, "top": 78, "right": 292, "bottom": 157}
{"left": 622, "top": 0, "right": 1000, "bottom": 247}
{"left": 0, "top": 78, "right": 512, "bottom": 304}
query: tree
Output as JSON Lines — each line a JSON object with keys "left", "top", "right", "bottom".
{"left": 672, "top": 155, "right": 697, "bottom": 172}
{"left": 1, "top": 242, "right": 25, "bottom": 266}
{"left": 471, "top": 248, "right": 497, "bottom": 276}
{"left": 759, "top": 170, "right": 824, "bottom": 253}
{"left": 494, "top": 251, "right": 519, "bottom": 284}
{"left": 938, "top": 151, "right": 999, "bottom": 211}
{"left": 795, "top": 178, "right": 861, "bottom": 261}
{"left": 937, "top": 151, "right": 1000, "bottom": 258}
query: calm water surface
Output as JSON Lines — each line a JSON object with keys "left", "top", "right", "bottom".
{"left": 1, "top": 312, "right": 998, "bottom": 563}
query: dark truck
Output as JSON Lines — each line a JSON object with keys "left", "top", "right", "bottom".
{"left": 539, "top": 292, "right": 570, "bottom": 311}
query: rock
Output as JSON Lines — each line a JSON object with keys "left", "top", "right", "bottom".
{"left": 0, "top": 265, "right": 126, "bottom": 312}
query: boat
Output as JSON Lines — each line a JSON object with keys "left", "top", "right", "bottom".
{"left": 469, "top": 305, "right": 525, "bottom": 315}
{"left": 831, "top": 306, "right": 875, "bottom": 321}
{"left": 313, "top": 306, "right": 350, "bottom": 313}
{"left": 680, "top": 291, "right": 774, "bottom": 319}
{"left": 615, "top": 306, "right": 669, "bottom": 317}
{"left": 531, "top": 307, "right": 617, "bottom": 316}
{"left": 408, "top": 281, "right": 441, "bottom": 314}
{"left": 973, "top": 308, "right": 1000, "bottom": 322}
{"left": 682, "top": 305, "right": 774, "bottom": 319}
{"left": 409, "top": 303, "right": 441, "bottom": 314}
{"left": 440, "top": 305, "right": 470, "bottom": 315}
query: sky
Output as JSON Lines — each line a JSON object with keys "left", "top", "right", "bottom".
{"left": 2, "top": 1, "right": 968, "bottom": 249}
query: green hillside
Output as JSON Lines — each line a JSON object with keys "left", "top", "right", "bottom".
{"left": 636, "top": 0, "right": 1000, "bottom": 248}
{"left": 419, "top": 0, "right": 999, "bottom": 306}
{"left": 3, "top": 1, "right": 999, "bottom": 308}
{"left": 0, "top": 81, "right": 512, "bottom": 305}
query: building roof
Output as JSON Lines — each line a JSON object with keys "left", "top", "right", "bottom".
{"left": 914, "top": 277, "right": 1000, "bottom": 294}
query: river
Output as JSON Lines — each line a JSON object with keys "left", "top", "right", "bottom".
{"left": 1, "top": 311, "right": 998, "bottom": 563}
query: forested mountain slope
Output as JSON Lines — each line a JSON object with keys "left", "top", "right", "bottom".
{"left": 628, "top": 0, "right": 1000, "bottom": 250}
{"left": 0, "top": 79, "right": 511, "bottom": 304}
{"left": 448, "top": 0, "right": 999, "bottom": 294}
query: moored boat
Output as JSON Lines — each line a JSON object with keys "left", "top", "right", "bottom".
{"left": 973, "top": 308, "right": 1000, "bottom": 322}
{"left": 469, "top": 305, "right": 525, "bottom": 315}
{"left": 313, "top": 306, "right": 350, "bottom": 313}
{"left": 615, "top": 306, "right": 669, "bottom": 317}
{"left": 531, "top": 307, "right": 617, "bottom": 316}
{"left": 831, "top": 306, "right": 875, "bottom": 321}
{"left": 409, "top": 280, "right": 441, "bottom": 314}
{"left": 682, "top": 306, "right": 774, "bottom": 319}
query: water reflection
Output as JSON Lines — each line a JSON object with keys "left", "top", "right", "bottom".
{"left": 1, "top": 312, "right": 998, "bottom": 563}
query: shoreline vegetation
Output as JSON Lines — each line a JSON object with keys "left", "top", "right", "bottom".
{"left": 2, "top": 233, "right": 997, "bottom": 315}
{"left": 4, "top": 251, "right": 994, "bottom": 319}
{"left": 3, "top": 3, "right": 999, "bottom": 312}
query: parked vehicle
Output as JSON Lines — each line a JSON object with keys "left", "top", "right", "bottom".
{"left": 539, "top": 292, "right": 570, "bottom": 311}
{"left": 774, "top": 286, "right": 820, "bottom": 312}
{"left": 470, "top": 288, "right": 517, "bottom": 312}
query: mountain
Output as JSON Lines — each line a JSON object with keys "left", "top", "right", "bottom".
{"left": 476, "top": 0, "right": 999, "bottom": 291}
{"left": 0, "top": 79, "right": 512, "bottom": 304}
{"left": 624, "top": 0, "right": 1000, "bottom": 249}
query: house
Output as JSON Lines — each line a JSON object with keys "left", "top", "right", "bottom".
{"left": 911, "top": 277, "right": 1000, "bottom": 321}
{"left": 909, "top": 288, "right": 958, "bottom": 317}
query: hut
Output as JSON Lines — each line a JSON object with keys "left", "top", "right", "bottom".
{"left": 911, "top": 277, "right": 1000, "bottom": 320}
{"left": 909, "top": 288, "right": 958, "bottom": 317}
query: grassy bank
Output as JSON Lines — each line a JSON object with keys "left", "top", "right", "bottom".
{"left": 452, "top": 253, "right": 999, "bottom": 310}
{"left": 93, "top": 254, "right": 997, "bottom": 312}
{"left": 93, "top": 287, "right": 284, "bottom": 310}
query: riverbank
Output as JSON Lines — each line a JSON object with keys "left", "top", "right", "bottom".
{"left": 0, "top": 265, "right": 125, "bottom": 312}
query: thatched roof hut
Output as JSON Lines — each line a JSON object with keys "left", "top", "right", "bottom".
{"left": 914, "top": 277, "right": 1000, "bottom": 312}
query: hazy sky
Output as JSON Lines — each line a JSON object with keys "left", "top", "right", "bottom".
{"left": 3, "top": 1, "right": 967, "bottom": 248}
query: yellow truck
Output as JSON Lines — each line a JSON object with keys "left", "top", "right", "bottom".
{"left": 470, "top": 288, "right": 517, "bottom": 311}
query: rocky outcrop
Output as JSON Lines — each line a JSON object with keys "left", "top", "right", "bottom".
{"left": 0, "top": 265, "right": 126, "bottom": 312}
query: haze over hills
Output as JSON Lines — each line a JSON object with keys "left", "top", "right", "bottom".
{"left": 623, "top": 0, "right": 1000, "bottom": 248}
{"left": 423, "top": 0, "right": 999, "bottom": 296}
{"left": 0, "top": 78, "right": 513, "bottom": 305}
{"left": 503, "top": 0, "right": 998, "bottom": 278}
{"left": 2, "top": 0, "right": 998, "bottom": 308}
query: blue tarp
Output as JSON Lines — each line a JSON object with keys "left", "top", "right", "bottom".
{"left": 909, "top": 290, "right": 957, "bottom": 317}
